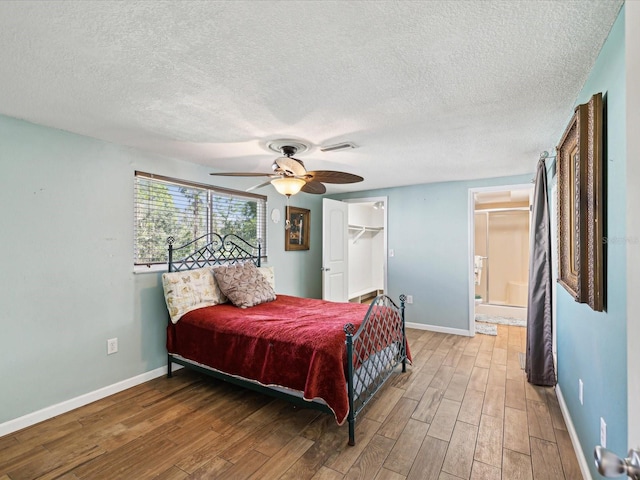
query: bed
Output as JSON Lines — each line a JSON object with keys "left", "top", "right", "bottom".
{"left": 163, "top": 233, "right": 409, "bottom": 445}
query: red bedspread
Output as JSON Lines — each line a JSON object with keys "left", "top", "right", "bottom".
{"left": 166, "top": 295, "right": 387, "bottom": 424}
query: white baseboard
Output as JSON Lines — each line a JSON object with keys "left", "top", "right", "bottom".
{"left": 555, "top": 384, "right": 593, "bottom": 480}
{"left": 406, "top": 321, "right": 472, "bottom": 337}
{"left": 0, "top": 364, "right": 180, "bottom": 437}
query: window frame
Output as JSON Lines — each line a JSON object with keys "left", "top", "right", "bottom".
{"left": 134, "top": 171, "right": 267, "bottom": 272}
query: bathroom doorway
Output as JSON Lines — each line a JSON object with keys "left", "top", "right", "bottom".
{"left": 468, "top": 184, "right": 533, "bottom": 334}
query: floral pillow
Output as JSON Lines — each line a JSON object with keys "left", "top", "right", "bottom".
{"left": 213, "top": 262, "right": 276, "bottom": 308}
{"left": 162, "top": 267, "right": 222, "bottom": 323}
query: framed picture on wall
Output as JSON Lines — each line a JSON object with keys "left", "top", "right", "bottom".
{"left": 285, "top": 206, "right": 310, "bottom": 251}
{"left": 557, "top": 92, "right": 604, "bottom": 311}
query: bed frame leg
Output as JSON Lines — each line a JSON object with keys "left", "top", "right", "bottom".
{"left": 344, "top": 323, "right": 357, "bottom": 446}
{"left": 348, "top": 416, "right": 356, "bottom": 446}
{"left": 400, "top": 294, "right": 408, "bottom": 374}
{"left": 167, "top": 355, "right": 173, "bottom": 378}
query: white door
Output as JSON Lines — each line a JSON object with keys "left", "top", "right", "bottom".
{"left": 322, "top": 198, "right": 348, "bottom": 301}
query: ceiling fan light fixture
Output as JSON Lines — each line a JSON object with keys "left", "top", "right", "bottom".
{"left": 271, "top": 177, "right": 306, "bottom": 196}
{"left": 266, "top": 139, "right": 309, "bottom": 155}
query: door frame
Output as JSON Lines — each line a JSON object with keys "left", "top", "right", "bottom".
{"left": 343, "top": 196, "right": 389, "bottom": 298}
{"left": 467, "top": 184, "right": 533, "bottom": 335}
{"left": 626, "top": 0, "right": 640, "bottom": 448}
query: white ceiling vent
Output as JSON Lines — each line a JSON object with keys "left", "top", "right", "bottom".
{"left": 320, "top": 142, "right": 357, "bottom": 152}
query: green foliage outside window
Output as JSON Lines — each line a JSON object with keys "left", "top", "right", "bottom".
{"left": 134, "top": 174, "right": 265, "bottom": 265}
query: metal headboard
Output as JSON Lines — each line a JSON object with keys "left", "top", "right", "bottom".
{"left": 167, "top": 233, "right": 261, "bottom": 272}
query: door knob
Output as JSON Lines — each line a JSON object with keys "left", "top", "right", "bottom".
{"left": 594, "top": 446, "right": 640, "bottom": 479}
{"left": 321, "top": 267, "right": 331, "bottom": 272}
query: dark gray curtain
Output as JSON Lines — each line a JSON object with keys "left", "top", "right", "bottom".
{"left": 526, "top": 159, "right": 556, "bottom": 386}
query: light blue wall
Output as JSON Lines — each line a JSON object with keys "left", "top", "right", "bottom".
{"left": 0, "top": 115, "right": 322, "bottom": 424}
{"left": 556, "top": 8, "right": 627, "bottom": 476}
{"left": 332, "top": 174, "right": 531, "bottom": 331}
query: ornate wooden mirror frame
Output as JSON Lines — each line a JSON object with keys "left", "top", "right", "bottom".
{"left": 557, "top": 92, "right": 604, "bottom": 311}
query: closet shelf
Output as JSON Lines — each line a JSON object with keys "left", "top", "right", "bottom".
{"left": 348, "top": 224, "right": 383, "bottom": 244}
{"left": 348, "top": 224, "right": 383, "bottom": 231}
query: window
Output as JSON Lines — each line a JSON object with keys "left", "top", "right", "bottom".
{"left": 134, "top": 171, "right": 267, "bottom": 266}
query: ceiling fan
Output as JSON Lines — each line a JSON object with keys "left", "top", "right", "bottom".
{"left": 209, "top": 141, "right": 363, "bottom": 196}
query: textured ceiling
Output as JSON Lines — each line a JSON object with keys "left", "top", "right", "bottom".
{"left": 0, "top": 0, "right": 623, "bottom": 193}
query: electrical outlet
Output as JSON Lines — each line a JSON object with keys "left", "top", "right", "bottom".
{"left": 600, "top": 417, "right": 607, "bottom": 447}
{"left": 579, "top": 379, "right": 584, "bottom": 405}
{"left": 107, "top": 338, "right": 118, "bottom": 355}
{"left": 406, "top": 295, "right": 413, "bottom": 304}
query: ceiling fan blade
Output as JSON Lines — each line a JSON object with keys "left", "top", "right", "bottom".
{"left": 306, "top": 170, "right": 364, "bottom": 184}
{"left": 274, "top": 157, "right": 307, "bottom": 176}
{"left": 246, "top": 179, "right": 275, "bottom": 192}
{"left": 210, "top": 172, "right": 273, "bottom": 177}
{"left": 301, "top": 181, "right": 327, "bottom": 194}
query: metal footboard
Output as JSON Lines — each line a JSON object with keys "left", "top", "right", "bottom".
{"left": 344, "top": 294, "right": 407, "bottom": 445}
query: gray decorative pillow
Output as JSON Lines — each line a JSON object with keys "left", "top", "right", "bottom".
{"left": 213, "top": 262, "right": 276, "bottom": 308}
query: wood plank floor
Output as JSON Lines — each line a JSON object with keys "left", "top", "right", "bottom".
{"left": 0, "top": 325, "right": 583, "bottom": 479}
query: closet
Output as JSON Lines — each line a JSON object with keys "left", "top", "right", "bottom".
{"left": 347, "top": 202, "right": 385, "bottom": 302}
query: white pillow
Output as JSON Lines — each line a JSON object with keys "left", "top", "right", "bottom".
{"left": 257, "top": 266, "right": 275, "bottom": 290}
{"left": 162, "top": 267, "right": 224, "bottom": 323}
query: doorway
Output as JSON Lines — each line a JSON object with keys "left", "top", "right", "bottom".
{"left": 468, "top": 184, "right": 533, "bottom": 334}
{"left": 345, "top": 197, "right": 387, "bottom": 302}
{"left": 322, "top": 197, "right": 388, "bottom": 303}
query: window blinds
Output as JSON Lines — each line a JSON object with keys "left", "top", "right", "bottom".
{"left": 134, "top": 172, "right": 267, "bottom": 265}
